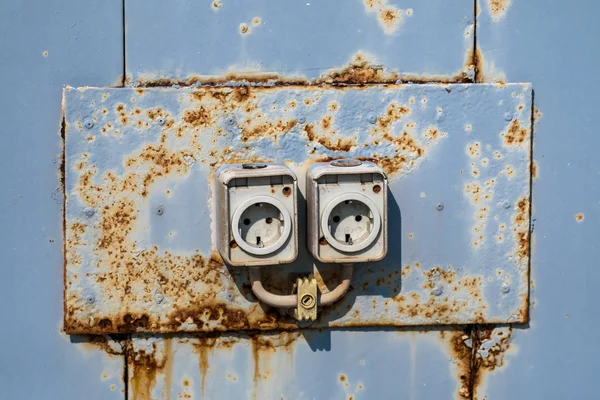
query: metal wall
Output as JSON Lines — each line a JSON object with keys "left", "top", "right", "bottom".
{"left": 1, "top": 0, "right": 598, "bottom": 399}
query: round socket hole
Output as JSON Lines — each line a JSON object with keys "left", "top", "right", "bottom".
{"left": 282, "top": 187, "right": 291, "bottom": 197}
{"left": 332, "top": 215, "right": 340, "bottom": 223}
{"left": 238, "top": 202, "right": 284, "bottom": 250}
{"left": 355, "top": 215, "right": 362, "bottom": 222}
{"left": 326, "top": 199, "right": 376, "bottom": 250}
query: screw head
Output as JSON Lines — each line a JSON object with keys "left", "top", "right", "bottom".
{"left": 155, "top": 293, "right": 164, "bottom": 303}
{"left": 298, "top": 116, "right": 306, "bottom": 124}
{"left": 504, "top": 112, "right": 513, "bottom": 121}
{"left": 156, "top": 205, "right": 164, "bottom": 216}
{"left": 300, "top": 293, "right": 316, "bottom": 309}
{"left": 502, "top": 200, "right": 511, "bottom": 209}
{"left": 157, "top": 117, "right": 166, "bottom": 126}
{"left": 86, "top": 295, "right": 95, "bottom": 305}
{"left": 436, "top": 202, "right": 444, "bottom": 211}
{"left": 226, "top": 115, "right": 236, "bottom": 126}
{"left": 432, "top": 286, "right": 443, "bottom": 296}
{"left": 83, "top": 118, "right": 94, "bottom": 129}
{"left": 501, "top": 284, "right": 510, "bottom": 294}
{"left": 83, "top": 208, "right": 96, "bottom": 218}
{"left": 367, "top": 113, "right": 377, "bottom": 124}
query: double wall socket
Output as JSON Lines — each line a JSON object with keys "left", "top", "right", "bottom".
{"left": 216, "top": 160, "right": 387, "bottom": 266}
{"left": 216, "top": 164, "right": 298, "bottom": 266}
{"left": 306, "top": 160, "right": 388, "bottom": 263}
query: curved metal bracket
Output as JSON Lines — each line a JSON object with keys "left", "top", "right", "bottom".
{"left": 248, "top": 264, "right": 354, "bottom": 312}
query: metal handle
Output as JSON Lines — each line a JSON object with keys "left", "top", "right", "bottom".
{"left": 249, "top": 264, "right": 354, "bottom": 308}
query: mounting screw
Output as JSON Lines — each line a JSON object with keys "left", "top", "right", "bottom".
{"left": 432, "top": 286, "right": 443, "bottom": 296}
{"left": 157, "top": 117, "right": 166, "bottom": 126}
{"left": 300, "top": 293, "right": 316, "bottom": 309}
{"left": 367, "top": 113, "right": 377, "bottom": 124}
{"left": 298, "top": 116, "right": 306, "bottom": 124}
{"left": 83, "top": 208, "right": 96, "bottom": 218}
{"left": 156, "top": 205, "right": 164, "bottom": 216}
{"left": 86, "top": 295, "right": 95, "bottom": 305}
{"left": 504, "top": 112, "right": 513, "bottom": 121}
{"left": 502, "top": 200, "right": 511, "bottom": 209}
{"left": 501, "top": 284, "right": 510, "bottom": 294}
{"left": 226, "top": 115, "right": 236, "bottom": 126}
{"left": 436, "top": 202, "right": 444, "bottom": 211}
{"left": 83, "top": 117, "right": 94, "bottom": 129}
{"left": 155, "top": 293, "right": 164, "bottom": 303}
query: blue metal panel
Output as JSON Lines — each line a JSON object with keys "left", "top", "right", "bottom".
{"left": 129, "top": 329, "right": 466, "bottom": 399}
{"left": 125, "top": 0, "right": 475, "bottom": 83}
{"left": 63, "top": 84, "right": 531, "bottom": 334}
{"left": 474, "top": 1, "right": 600, "bottom": 399}
{"left": 0, "top": 0, "right": 125, "bottom": 398}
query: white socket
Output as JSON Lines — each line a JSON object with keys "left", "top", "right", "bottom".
{"left": 306, "top": 160, "right": 388, "bottom": 263}
{"left": 216, "top": 164, "right": 298, "bottom": 266}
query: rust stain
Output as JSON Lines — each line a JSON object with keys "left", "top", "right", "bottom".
{"left": 133, "top": 52, "right": 472, "bottom": 87}
{"left": 447, "top": 325, "right": 513, "bottom": 399}
{"left": 240, "top": 23, "right": 249, "bottom": 34}
{"left": 250, "top": 332, "right": 299, "bottom": 392}
{"left": 502, "top": 119, "right": 529, "bottom": 147}
{"left": 128, "top": 340, "right": 169, "bottom": 400}
{"left": 252, "top": 17, "right": 261, "bottom": 26}
{"left": 575, "top": 213, "right": 584, "bottom": 222}
{"left": 363, "top": 0, "right": 409, "bottom": 34}
{"left": 489, "top": 0, "right": 512, "bottom": 21}
{"left": 212, "top": 0, "right": 221, "bottom": 9}
{"left": 513, "top": 197, "right": 530, "bottom": 263}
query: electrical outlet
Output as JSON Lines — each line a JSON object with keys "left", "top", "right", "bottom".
{"left": 216, "top": 163, "right": 298, "bottom": 266}
{"left": 306, "top": 160, "right": 388, "bottom": 263}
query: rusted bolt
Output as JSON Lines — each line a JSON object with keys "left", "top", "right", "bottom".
{"left": 501, "top": 284, "right": 510, "bottom": 294}
{"left": 83, "top": 207, "right": 96, "bottom": 218}
{"left": 373, "top": 184, "right": 381, "bottom": 194}
{"left": 156, "top": 205, "right": 164, "bottom": 216}
{"left": 155, "top": 293, "right": 164, "bottom": 303}
{"left": 300, "top": 293, "right": 316, "bottom": 309}
{"left": 367, "top": 113, "right": 377, "bottom": 124}
{"left": 230, "top": 240, "right": 238, "bottom": 248}
{"left": 157, "top": 117, "right": 166, "bottom": 126}
{"left": 502, "top": 200, "right": 511, "bottom": 209}
{"left": 432, "top": 286, "right": 443, "bottom": 296}
{"left": 83, "top": 117, "right": 94, "bottom": 129}
{"left": 436, "top": 202, "right": 444, "bottom": 211}
{"left": 282, "top": 187, "right": 291, "bottom": 196}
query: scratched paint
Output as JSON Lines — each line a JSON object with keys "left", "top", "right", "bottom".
{"left": 63, "top": 84, "right": 532, "bottom": 334}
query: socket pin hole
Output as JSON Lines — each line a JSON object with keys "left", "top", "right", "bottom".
{"left": 243, "top": 218, "right": 251, "bottom": 225}
{"left": 355, "top": 215, "right": 362, "bottom": 222}
{"left": 332, "top": 216, "right": 341, "bottom": 223}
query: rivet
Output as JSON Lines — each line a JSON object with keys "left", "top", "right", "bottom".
{"left": 504, "top": 112, "right": 513, "bottom": 121}
{"left": 436, "top": 202, "right": 444, "bottom": 211}
{"left": 298, "top": 116, "right": 306, "bottom": 124}
{"left": 432, "top": 286, "right": 443, "bottom": 296}
{"left": 83, "top": 208, "right": 96, "bottom": 218}
{"left": 501, "top": 285, "right": 510, "bottom": 294}
{"left": 226, "top": 115, "right": 236, "bottom": 126}
{"left": 156, "top": 293, "right": 164, "bottom": 303}
{"left": 83, "top": 118, "right": 94, "bottom": 129}
{"left": 502, "top": 200, "right": 511, "bottom": 209}
{"left": 156, "top": 205, "right": 164, "bottom": 216}
{"left": 157, "top": 117, "right": 166, "bottom": 126}
{"left": 86, "top": 295, "right": 95, "bottom": 305}
{"left": 367, "top": 113, "right": 377, "bottom": 124}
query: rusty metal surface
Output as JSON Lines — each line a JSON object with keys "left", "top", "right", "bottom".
{"left": 126, "top": 325, "right": 515, "bottom": 399}
{"left": 63, "top": 84, "right": 532, "bottom": 334}
{"left": 125, "top": 0, "right": 475, "bottom": 85}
